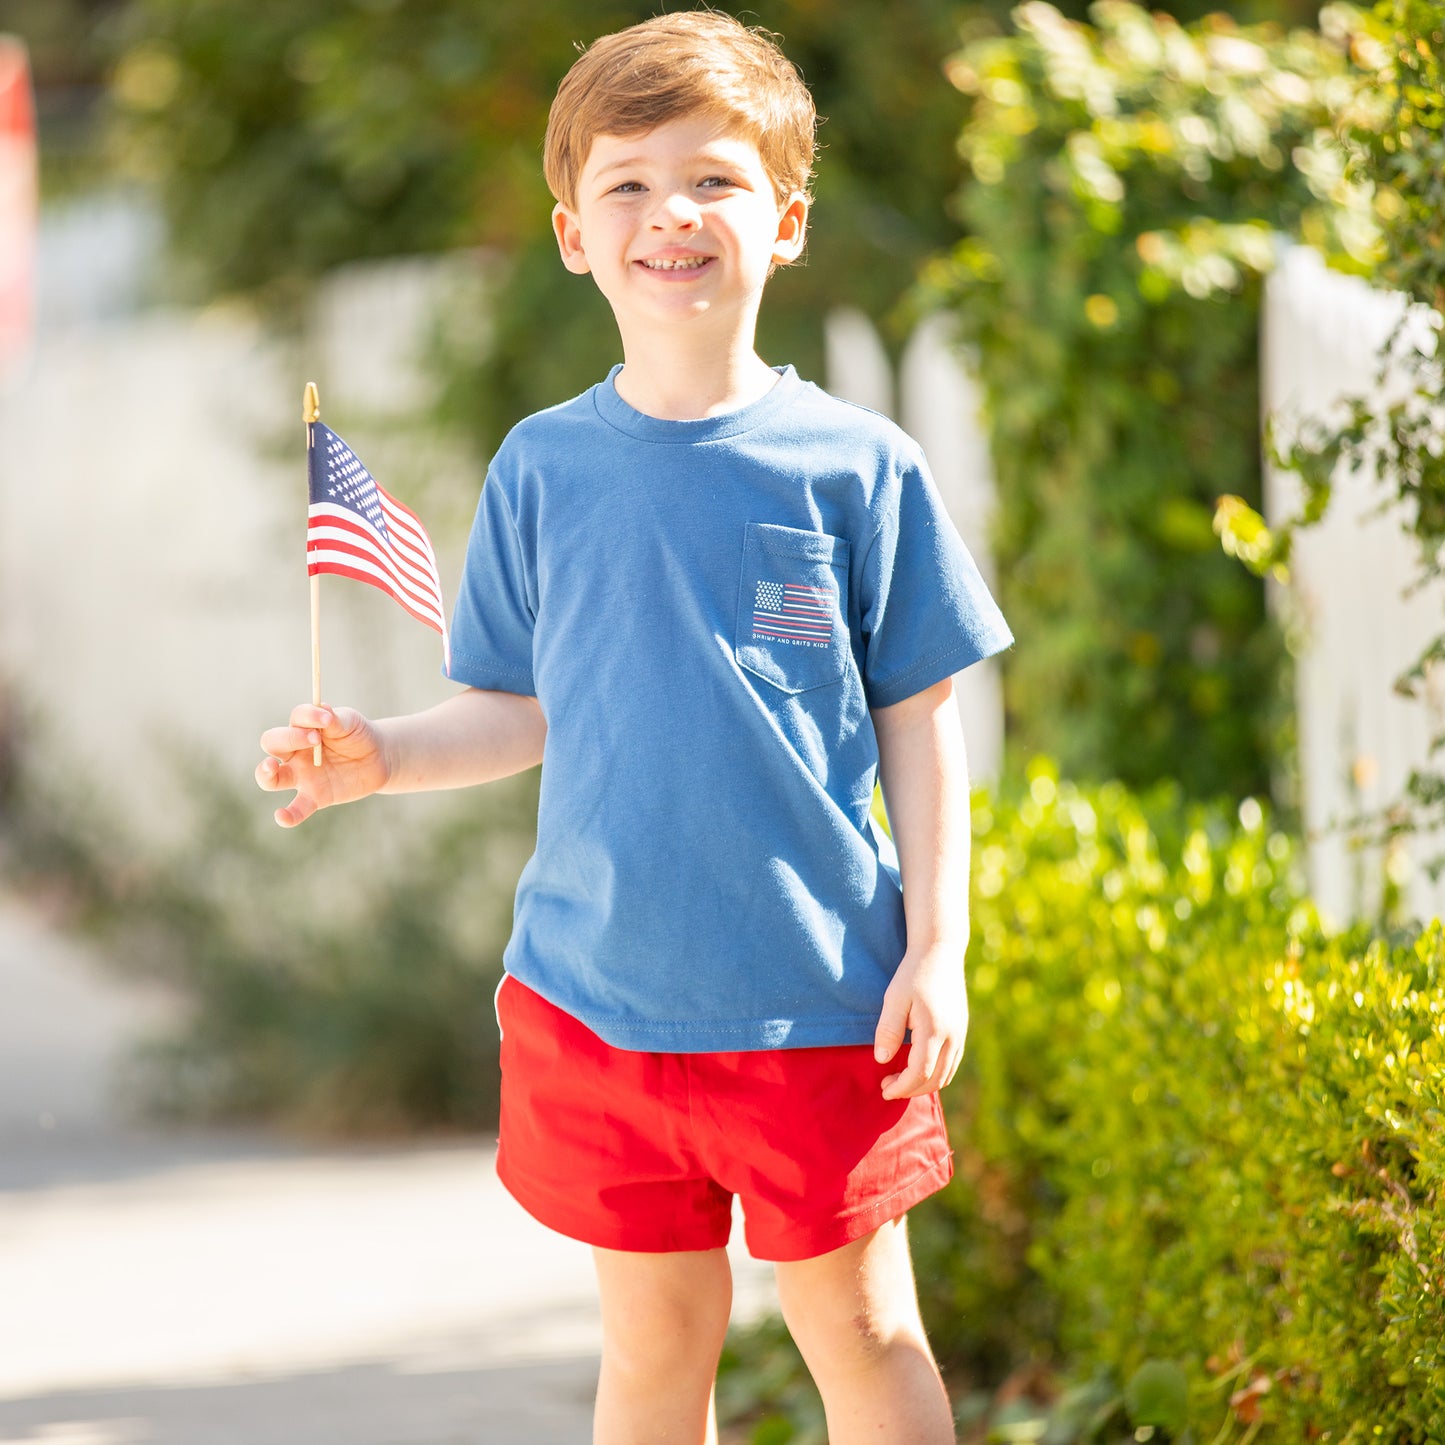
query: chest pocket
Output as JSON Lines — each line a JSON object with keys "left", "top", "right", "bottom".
{"left": 735, "top": 522, "right": 851, "bottom": 694}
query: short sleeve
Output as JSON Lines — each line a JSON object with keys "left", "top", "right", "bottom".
{"left": 860, "top": 450, "right": 1013, "bottom": 709}
{"left": 446, "top": 473, "right": 538, "bottom": 695}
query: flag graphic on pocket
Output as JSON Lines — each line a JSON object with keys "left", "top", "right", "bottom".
{"left": 753, "top": 580, "right": 836, "bottom": 643}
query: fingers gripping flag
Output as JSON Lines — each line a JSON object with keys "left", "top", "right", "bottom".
{"left": 307, "top": 423, "right": 451, "bottom": 672}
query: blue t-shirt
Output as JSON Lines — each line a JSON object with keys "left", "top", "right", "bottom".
{"left": 448, "top": 365, "right": 1013, "bottom": 1051}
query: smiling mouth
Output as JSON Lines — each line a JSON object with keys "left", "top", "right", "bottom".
{"left": 638, "top": 257, "right": 713, "bottom": 271}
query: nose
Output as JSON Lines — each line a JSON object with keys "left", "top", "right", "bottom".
{"left": 650, "top": 188, "right": 701, "bottom": 231}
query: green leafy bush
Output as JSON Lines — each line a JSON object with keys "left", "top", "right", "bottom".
{"left": 911, "top": 764, "right": 1304, "bottom": 1382}
{"left": 908, "top": 763, "right": 1445, "bottom": 1441}
{"left": 921, "top": 1, "right": 1382, "bottom": 799}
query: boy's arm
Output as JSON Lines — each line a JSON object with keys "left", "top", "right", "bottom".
{"left": 870, "top": 675, "right": 971, "bottom": 1100}
{"left": 256, "top": 688, "right": 546, "bottom": 828}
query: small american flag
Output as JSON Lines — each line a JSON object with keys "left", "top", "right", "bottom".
{"left": 752, "top": 579, "right": 836, "bottom": 643}
{"left": 307, "top": 422, "right": 450, "bottom": 670}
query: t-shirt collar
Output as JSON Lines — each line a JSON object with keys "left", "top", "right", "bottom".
{"left": 592, "top": 364, "right": 802, "bottom": 443}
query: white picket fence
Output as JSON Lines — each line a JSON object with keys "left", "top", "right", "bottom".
{"left": 824, "top": 308, "right": 1006, "bottom": 788}
{"left": 1263, "top": 244, "right": 1445, "bottom": 925}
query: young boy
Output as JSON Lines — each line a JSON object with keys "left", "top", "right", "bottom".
{"left": 257, "top": 11, "right": 1011, "bottom": 1443}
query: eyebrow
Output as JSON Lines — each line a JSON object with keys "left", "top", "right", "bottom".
{"left": 592, "top": 150, "right": 745, "bottom": 178}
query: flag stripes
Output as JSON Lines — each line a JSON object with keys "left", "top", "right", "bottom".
{"left": 306, "top": 422, "right": 450, "bottom": 670}
{"left": 307, "top": 508, "right": 446, "bottom": 629}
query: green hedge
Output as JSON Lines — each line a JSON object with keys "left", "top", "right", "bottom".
{"left": 921, "top": 1, "right": 1381, "bottom": 800}
{"left": 908, "top": 764, "right": 1444, "bottom": 1441}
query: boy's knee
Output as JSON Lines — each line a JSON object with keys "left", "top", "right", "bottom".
{"left": 788, "top": 1291, "right": 924, "bottom": 1374}
{"left": 845, "top": 1303, "right": 905, "bottom": 1358}
{"left": 612, "top": 1290, "right": 729, "bottom": 1348}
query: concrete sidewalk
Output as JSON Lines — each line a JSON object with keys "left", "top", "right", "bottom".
{"left": 0, "top": 894, "right": 778, "bottom": 1445}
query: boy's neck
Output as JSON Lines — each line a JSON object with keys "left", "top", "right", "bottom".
{"left": 612, "top": 333, "right": 781, "bottom": 421}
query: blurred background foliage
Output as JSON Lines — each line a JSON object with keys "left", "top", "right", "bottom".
{"left": 0, "top": 0, "right": 122, "bottom": 192}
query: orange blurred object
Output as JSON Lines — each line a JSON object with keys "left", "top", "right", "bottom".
{"left": 0, "top": 37, "right": 36, "bottom": 383}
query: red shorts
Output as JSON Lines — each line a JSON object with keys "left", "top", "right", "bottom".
{"left": 494, "top": 974, "right": 953, "bottom": 1262}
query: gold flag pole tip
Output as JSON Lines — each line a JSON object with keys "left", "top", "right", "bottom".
{"left": 304, "top": 382, "right": 320, "bottom": 424}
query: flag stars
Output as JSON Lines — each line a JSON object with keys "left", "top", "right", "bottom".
{"left": 313, "top": 429, "right": 391, "bottom": 540}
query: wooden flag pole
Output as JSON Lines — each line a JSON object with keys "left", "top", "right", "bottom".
{"left": 304, "top": 381, "right": 322, "bottom": 766}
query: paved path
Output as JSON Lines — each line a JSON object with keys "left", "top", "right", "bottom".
{"left": 0, "top": 894, "right": 778, "bottom": 1445}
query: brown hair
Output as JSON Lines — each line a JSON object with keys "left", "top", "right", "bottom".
{"left": 543, "top": 10, "right": 817, "bottom": 210}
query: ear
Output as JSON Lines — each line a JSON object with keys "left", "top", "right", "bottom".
{"left": 552, "top": 202, "right": 591, "bottom": 275}
{"left": 771, "top": 192, "right": 809, "bottom": 267}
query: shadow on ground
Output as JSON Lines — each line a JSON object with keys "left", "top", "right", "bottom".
{"left": 0, "top": 1354, "right": 599, "bottom": 1445}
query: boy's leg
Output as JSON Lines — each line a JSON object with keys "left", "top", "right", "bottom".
{"left": 773, "top": 1216, "right": 954, "bottom": 1445}
{"left": 592, "top": 1245, "right": 733, "bottom": 1445}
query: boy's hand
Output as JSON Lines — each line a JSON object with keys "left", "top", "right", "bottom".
{"left": 873, "top": 945, "right": 969, "bottom": 1100}
{"left": 255, "top": 704, "right": 390, "bottom": 828}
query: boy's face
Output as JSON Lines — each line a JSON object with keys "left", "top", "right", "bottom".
{"left": 551, "top": 115, "right": 808, "bottom": 345}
